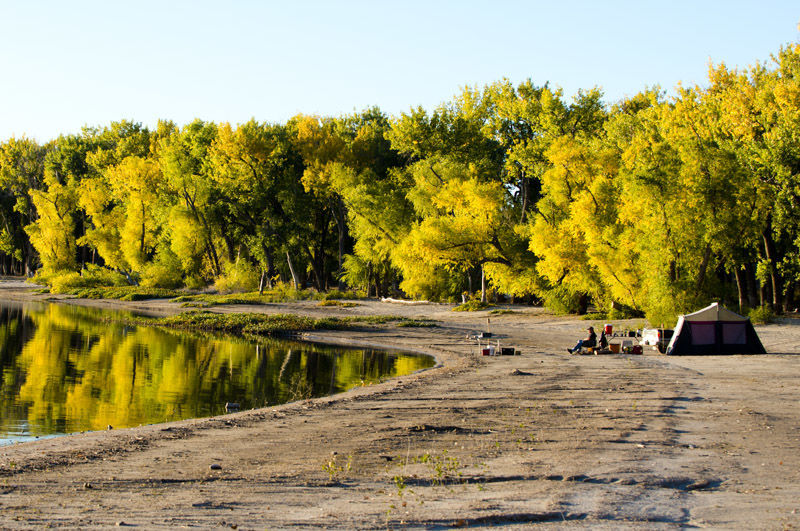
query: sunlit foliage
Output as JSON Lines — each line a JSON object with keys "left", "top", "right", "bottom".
{"left": 3, "top": 44, "right": 800, "bottom": 321}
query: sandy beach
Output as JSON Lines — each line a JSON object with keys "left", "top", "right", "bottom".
{"left": 0, "top": 280, "right": 798, "bottom": 529}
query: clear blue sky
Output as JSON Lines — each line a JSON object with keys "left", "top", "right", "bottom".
{"left": 1, "top": 1, "right": 797, "bottom": 142}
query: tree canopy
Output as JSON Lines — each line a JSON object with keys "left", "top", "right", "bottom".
{"left": 3, "top": 43, "right": 800, "bottom": 324}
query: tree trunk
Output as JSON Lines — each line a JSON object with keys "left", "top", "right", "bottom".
{"left": 374, "top": 265, "right": 382, "bottom": 298}
{"left": 223, "top": 234, "right": 236, "bottom": 262}
{"left": 286, "top": 251, "right": 300, "bottom": 290}
{"left": 694, "top": 244, "right": 713, "bottom": 293}
{"left": 265, "top": 249, "right": 275, "bottom": 289}
{"left": 745, "top": 262, "right": 759, "bottom": 308}
{"left": 783, "top": 281, "right": 795, "bottom": 312}
{"left": 480, "top": 265, "right": 487, "bottom": 303}
{"left": 258, "top": 270, "right": 266, "bottom": 294}
{"left": 185, "top": 197, "right": 221, "bottom": 277}
{"left": 762, "top": 229, "right": 783, "bottom": 311}
{"left": 382, "top": 266, "right": 391, "bottom": 299}
{"left": 734, "top": 267, "right": 746, "bottom": 313}
{"left": 303, "top": 245, "right": 324, "bottom": 292}
{"left": 333, "top": 198, "right": 348, "bottom": 290}
{"left": 577, "top": 293, "right": 589, "bottom": 315}
{"left": 205, "top": 242, "right": 221, "bottom": 278}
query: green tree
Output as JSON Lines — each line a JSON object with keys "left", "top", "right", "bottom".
{"left": 157, "top": 119, "right": 222, "bottom": 283}
{"left": 0, "top": 137, "right": 46, "bottom": 275}
{"left": 296, "top": 108, "right": 404, "bottom": 294}
{"left": 208, "top": 120, "right": 309, "bottom": 290}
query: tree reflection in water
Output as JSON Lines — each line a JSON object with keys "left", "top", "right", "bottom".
{"left": 0, "top": 302, "right": 433, "bottom": 443}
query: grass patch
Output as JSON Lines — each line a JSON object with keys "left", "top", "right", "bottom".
{"left": 488, "top": 309, "right": 519, "bottom": 315}
{"left": 452, "top": 300, "right": 495, "bottom": 312}
{"left": 170, "top": 288, "right": 366, "bottom": 308}
{"left": 396, "top": 319, "right": 439, "bottom": 328}
{"left": 317, "top": 289, "right": 365, "bottom": 301}
{"left": 132, "top": 311, "right": 409, "bottom": 337}
{"left": 317, "top": 300, "right": 360, "bottom": 308}
{"left": 172, "top": 291, "right": 284, "bottom": 306}
{"left": 62, "top": 286, "right": 182, "bottom": 301}
{"left": 580, "top": 312, "right": 607, "bottom": 320}
{"left": 150, "top": 311, "right": 343, "bottom": 335}
{"left": 340, "top": 315, "right": 401, "bottom": 325}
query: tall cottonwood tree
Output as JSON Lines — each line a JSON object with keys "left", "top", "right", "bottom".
{"left": 297, "top": 108, "right": 405, "bottom": 295}
{"left": 158, "top": 119, "right": 222, "bottom": 283}
{"left": 208, "top": 120, "right": 312, "bottom": 290}
{"left": 387, "top": 88, "right": 522, "bottom": 301}
{"left": 0, "top": 137, "right": 45, "bottom": 274}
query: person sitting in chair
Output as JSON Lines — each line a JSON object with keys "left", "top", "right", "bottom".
{"left": 567, "top": 326, "right": 597, "bottom": 353}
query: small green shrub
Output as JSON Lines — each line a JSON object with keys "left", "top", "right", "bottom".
{"left": 249, "top": 281, "right": 309, "bottom": 302}
{"left": 47, "top": 265, "right": 129, "bottom": 293}
{"left": 140, "top": 262, "right": 183, "bottom": 290}
{"left": 48, "top": 271, "right": 86, "bottom": 293}
{"left": 214, "top": 260, "right": 260, "bottom": 293}
{"left": 606, "top": 306, "right": 644, "bottom": 320}
{"left": 316, "top": 289, "right": 364, "bottom": 301}
{"left": 452, "top": 300, "right": 495, "bottom": 312}
{"left": 489, "top": 309, "right": 519, "bottom": 315}
{"left": 183, "top": 275, "right": 207, "bottom": 290}
{"left": 748, "top": 305, "right": 776, "bottom": 324}
{"left": 542, "top": 287, "right": 583, "bottom": 315}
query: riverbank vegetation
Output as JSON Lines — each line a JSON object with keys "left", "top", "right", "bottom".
{"left": 2, "top": 44, "right": 800, "bottom": 324}
{"left": 136, "top": 311, "right": 436, "bottom": 337}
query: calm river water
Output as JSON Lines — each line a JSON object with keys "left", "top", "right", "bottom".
{"left": 0, "top": 301, "right": 434, "bottom": 445}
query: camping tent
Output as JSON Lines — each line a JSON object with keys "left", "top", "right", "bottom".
{"left": 666, "top": 303, "right": 766, "bottom": 355}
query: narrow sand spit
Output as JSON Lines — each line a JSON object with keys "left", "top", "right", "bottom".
{"left": 0, "top": 280, "right": 798, "bottom": 529}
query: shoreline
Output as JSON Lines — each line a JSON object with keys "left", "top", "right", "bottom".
{"left": 0, "top": 281, "right": 799, "bottom": 528}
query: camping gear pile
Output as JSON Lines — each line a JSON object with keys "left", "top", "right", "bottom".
{"left": 572, "top": 303, "right": 765, "bottom": 356}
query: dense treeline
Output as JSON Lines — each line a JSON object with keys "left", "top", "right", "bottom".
{"left": 2, "top": 44, "right": 800, "bottom": 324}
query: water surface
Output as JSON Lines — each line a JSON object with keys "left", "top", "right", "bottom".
{"left": 0, "top": 301, "right": 433, "bottom": 444}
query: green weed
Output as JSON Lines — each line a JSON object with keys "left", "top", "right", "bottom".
{"left": 322, "top": 453, "right": 352, "bottom": 483}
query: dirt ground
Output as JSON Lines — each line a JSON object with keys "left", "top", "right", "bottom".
{"left": 0, "top": 279, "right": 799, "bottom": 529}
